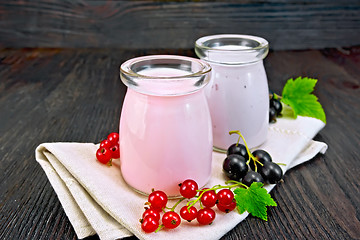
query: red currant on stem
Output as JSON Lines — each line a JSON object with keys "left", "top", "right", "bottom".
{"left": 162, "top": 211, "right": 181, "bottom": 229}
{"left": 107, "top": 132, "right": 119, "bottom": 146}
{"left": 96, "top": 147, "right": 112, "bottom": 165}
{"left": 200, "top": 189, "right": 218, "bottom": 208}
{"left": 141, "top": 215, "right": 159, "bottom": 233}
{"left": 180, "top": 205, "right": 197, "bottom": 222}
{"left": 142, "top": 208, "right": 161, "bottom": 222}
{"left": 179, "top": 179, "right": 198, "bottom": 198}
{"left": 217, "top": 189, "right": 234, "bottom": 205}
{"left": 197, "top": 208, "right": 216, "bottom": 225}
{"left": 100, "top": 139, "right": 112, "bottom": 149}
{"left": 217, "top": 200, "right": 237, "bottom": 213}
{"left": 148, "top": 190, "right": 168, "bottom": 211}
{"left": 110, "top": 145, "right": 120, "bottom": 159}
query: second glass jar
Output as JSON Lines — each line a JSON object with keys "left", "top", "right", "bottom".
{"left": 195, "top": 34, "right": 270, "bottom": 150}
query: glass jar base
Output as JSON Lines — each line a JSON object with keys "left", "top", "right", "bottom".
{"left": 213, "top": 139, "right": 266, "bottom": 153}
{"left": 121, "top": 172, "right": 213, "bottom": 200}
{"left": 122, "top": 178, "right": 183, "bottom": 200}
{"left": 212, "top": 146, "right": 227, "bottom": 153}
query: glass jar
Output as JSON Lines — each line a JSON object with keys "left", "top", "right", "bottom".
{"left": 119, "top": 55, "right": 212, "bottom": 196}
{"left": 195, "top": 34, "right": 270, "bottom": 150}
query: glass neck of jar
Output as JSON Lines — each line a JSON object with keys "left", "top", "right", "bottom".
{"left": 120, "top": 55, "right": 212, "bottom": 96}
{"left": 195, "top": 34, "right": 269, "bottom": 65}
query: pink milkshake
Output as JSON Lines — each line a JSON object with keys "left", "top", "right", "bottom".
{"left": 119, "top": 55, "right": 212, "bottom": 196}
{"left": 195, "top": 34, "right": 270, "bottom": 150}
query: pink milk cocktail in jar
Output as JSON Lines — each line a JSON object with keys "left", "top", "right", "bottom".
{"left": 119, "top": 55, "right": 213, "bottom": 197}
{"left": 195, "top": 34, "right": 270, "bottom": 150}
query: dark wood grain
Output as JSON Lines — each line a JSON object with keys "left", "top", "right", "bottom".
{"left": 0, "top": 0, "right": 360, "bottom": 50}
{"left": 0, "top": 47, "right": 359, "bottom": 240}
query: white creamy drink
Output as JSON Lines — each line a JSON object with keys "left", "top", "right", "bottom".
{"left": 195, "top": 34, "right": 269, "bottom": 150}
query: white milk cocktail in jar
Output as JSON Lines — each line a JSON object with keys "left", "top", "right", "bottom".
{"left": 195, "top": 34, "right": 270, "bottom": 150}
{"left": 119, "top": 55, "right": 213, "bottom": 197}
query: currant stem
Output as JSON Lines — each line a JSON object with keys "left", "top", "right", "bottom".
{"left": 187, "top": 181, "right": 246, "bottom": 209}
{"left": 107, "top": 159, "right": 113, "bottom": 166}
{"left": 170, "top": 197, "right": 186, "bottom": 212}
{"left": 154, "top": 224, "right": 163, "bottom": 233}
{"left": 274, "top": 93, "right": 282, "bottom": 99}
{"left": 229, "top": 130, "right": 264, "bottom": 172}
{"left": 230, "top": 130, "right": 242, "bottom": 147}
{"left": 270, "top": 93, "right": 282, "bottom": 100}
{"left": 225, "top": 180, "right": 249, "bottom": 189}
{"left": 229, "top": 131, "right": 252, "bottom": 159}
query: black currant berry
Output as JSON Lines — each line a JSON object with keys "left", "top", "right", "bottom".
{"left": 269, "top": 107, "right": 277, "bottom": 123}
{"left": 270, "top": 98, "right": 282, "bottom": 115}
{"left": 249, "top": 149, "right": 272, "bottom": 171}
{"left": 226, "top": 143, "right": 249, "bottom": 160}
{"left": 223, "top": 154, "right": 248, "bottom": 181}
{"left": 259, "top": 162, "right": 283, "bottom": 184}
{"left": 242, "top": 171, "right": 264, "bottom": 187}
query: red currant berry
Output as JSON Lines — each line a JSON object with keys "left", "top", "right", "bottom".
{"left": 216, "top": 189, "right": 234, "bottom": 205}
{"left": 110, "top": 145, "right": 120, "bottom": 159}
{"left": 200, "top": 189, "right": 217, "bottom": 208}
{"left": 141, "top": 215, "right": 159, "bottom": 233}
{"left": 197, "top": 208, "right": 216, "bottom": 225}
{"left": 100, "top": 139, "right": 112, "bottom": 149}
{"left": 179, "top": 206, "right": 197, "bottom": 222}
{"left": 162, "top": 211, "right": 181, "bottom": 229}
{"left": 96, "top": 147, "right": 112, "bottom": 164}
{"left": 148, "top": 190, "right": 168, "bottom": 211}
{"left": 142, "top": 208, "right": 161, "bottom": 222}
{"left": 179, "top": 179, "right": 198, "bottom": 198}
{"left": 216, "top": 200, "right": 236, "bottom": 213}
{"left": 107, "top": 132, "right": 119, "bottom": 146}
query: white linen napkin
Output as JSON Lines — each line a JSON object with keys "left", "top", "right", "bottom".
{"left": 35, "top": 116, "right": 327, "bottom": 240}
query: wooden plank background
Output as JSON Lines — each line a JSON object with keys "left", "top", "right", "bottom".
{"left": 0, "top": 47, "right": 359, "bottom": 239}
{"left": 0, "top": 0, "right": 359, "bottom": 50}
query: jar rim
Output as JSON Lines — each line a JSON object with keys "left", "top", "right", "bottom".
{"left": 195, "top": 34, "right": 269, "bottom": 65}
{"left": 120, "top": 55, "right": 211, "bottom": 80}
{"left": 195, "top": 34, "right": 268, "bottom": 52}
{"left": 119, "top": 55, "right": 212, "bottom": 96}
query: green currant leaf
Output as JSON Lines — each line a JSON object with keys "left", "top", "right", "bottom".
{"left": 281, "top": 77, "right": 326, "bottom": 123}
{"left": 234, "top": 182, "right": 277, "bottom": 221}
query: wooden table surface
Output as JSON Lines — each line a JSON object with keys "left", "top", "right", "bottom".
{"left": 0, "top": 47, "right": 359, "bottom": 240}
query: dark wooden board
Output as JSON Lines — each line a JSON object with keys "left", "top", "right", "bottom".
{"left": 0, "top": 1, "right": 360, "bottom": 50}
{"left": 0, "top": 47, "right": 359, "bottom": 239}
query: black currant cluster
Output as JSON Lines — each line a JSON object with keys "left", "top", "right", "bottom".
{"left": 223, "top": 131, "right": 283, "bottom": 186}
{"left": 269, "top": 95, "right": 282, "bottom": 123}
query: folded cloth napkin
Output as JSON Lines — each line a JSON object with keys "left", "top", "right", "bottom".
{"left": 35, "top": 116, "right": 327, "bottom": 240}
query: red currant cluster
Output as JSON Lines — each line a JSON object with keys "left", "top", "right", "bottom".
{"left": 95, "top": 132, "right": 120, "bottom": 165}
{"left": 140, "top": 179, "right": 239, "bottom": 233}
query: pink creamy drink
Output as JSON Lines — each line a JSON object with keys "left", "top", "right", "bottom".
{"left": 195, "top": 34, "right": 270, "bottom": 150}
{"left": 119, "top": 55, "right": 212, "bottom": 196}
